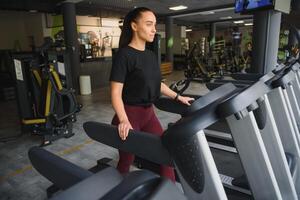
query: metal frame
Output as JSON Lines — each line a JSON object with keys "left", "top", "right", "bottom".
{"left": 226, "top": 112, "right": 282, "bottom": 199}
{"left": 175, "top": 130, "right": 227, "bottom": 200}
{"left": 286, "top": 84, "right": 300, "bottom": 130}
{"left": 259, "top": 95, "right": 297, "bottom": 199}
{"left": 267, "top": 87, "right": 300, "bottom": 196}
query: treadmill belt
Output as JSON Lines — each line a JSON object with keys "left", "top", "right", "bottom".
{"left": 207, "top": 119, "right": 231, "bottom": 133}
{"left": 210, "top": 148, "right": 251, "bottom": 200}
{"left": 210, "top": 148, "right": 244, "bottom": 180}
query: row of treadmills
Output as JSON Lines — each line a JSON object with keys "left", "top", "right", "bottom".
{"left": 28, "top": 57, "right": 300, "bottom": 199}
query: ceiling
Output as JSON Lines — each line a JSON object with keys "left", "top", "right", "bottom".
{"left": 77, "top": 0, "right": 234, "bottom": 15}
{"left": 0, "top": 0, "right": 252, "bottom": 28}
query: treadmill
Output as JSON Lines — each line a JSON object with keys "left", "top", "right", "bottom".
{"left": 84, "top": 79, "right": 299, "bottom": 199}
{"left": 29, "top": 83, "right": 241, "bottom": 200}
{"left": 158, "top": 76, "right": 297, "bottom": 199}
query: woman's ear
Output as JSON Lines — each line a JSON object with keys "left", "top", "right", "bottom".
{"left": 131, "top": 21, "right": 137, "bottom": 32}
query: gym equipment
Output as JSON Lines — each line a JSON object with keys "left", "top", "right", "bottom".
{"left": 28, "top": 146, "right": 185, "bottom": 200}
{"left": 161, "top": 71, "right": 300, "bottom": 199}
{"left": 216, "top": 78, "right": 297, "bottom": 199}
{"left": 205, "top": 55, "right": 298, "bottom": 91}
{"left": 158, "top": 58, "right": 300, "bottom": 197}
{"left": 13, "top": 39, "right": 80, "bottom": 145}
{"left": 29, "top": 65, "right": 300, "bottom": 199}
{"left": 29, "top": 83, "right": 240, "bottom": 199}
{"left": 183, "top": 42, "right": 214, "bottom": 83}
{"left": 83, "top": 83, "right": 239, "bottom": 200}
{"left": 85, "top": 74, "right": 300, "bottom": 199}
{"left": 185, "top": 60, "right": 300, "bottom": 198}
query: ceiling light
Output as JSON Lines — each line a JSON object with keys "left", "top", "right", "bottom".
{"left": 233, "top": 20, "right": 244, "bottom": 24}
{"left": 220, "top": 16, "right": 232, "bottom": 20}
{"left": 245, "top": 23, "right": 253, "bottom": 26}
{"left": 169, "top": 5, "right": 188, "bottom": 11}
{"left": 185, "top": 29, "right": 192, "bottom": 32}
{"left": 172, "top": 7, "right": 234, "bottom": 18}
{"left": 199, "top": 11, "right": 215, "bottom": 15}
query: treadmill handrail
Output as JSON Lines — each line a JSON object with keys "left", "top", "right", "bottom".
{"left": 155, "top": 83, "right": 239, "bottom": 117}
{"left": 270, "top": 70, "right": 296, "bottom": 89}
{"left": 83, "top": 121, "right": 173, "bottom": 166}
{"left": 50, "top": 167, "right": 123, "bottom": 200}
{"left": 217, "top": 81, "right": 270, "bottom": 119}
{"left": 186, "top": 83, "right": 239, "bottom": 116}
{"left": 154, "top": 97, "right": 188, "bottom": 116}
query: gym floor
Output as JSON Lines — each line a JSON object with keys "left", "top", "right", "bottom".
{"left": 0, "top": 71, "right": 247, "bottom": 200}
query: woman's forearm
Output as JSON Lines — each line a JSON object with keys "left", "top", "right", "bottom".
{"left": 111, "top": 82, "right": 128, "bottom": 122}
{"left": 160, "top": 82, "right": 177, "bottom": 99}
{"left": 112, "top": 97, "right": 128, "bottom": 122}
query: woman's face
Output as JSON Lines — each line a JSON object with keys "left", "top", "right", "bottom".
{"left": 131, "top": 11, "right": 157, "bottom": 42}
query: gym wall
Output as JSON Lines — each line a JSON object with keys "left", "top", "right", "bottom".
{"left": 0, "top": 10, "right": 44, "bottom": 51}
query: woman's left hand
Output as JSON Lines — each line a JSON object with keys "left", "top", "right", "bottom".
{"left": 177, "top": 95, "right": 195, "bottom": 106}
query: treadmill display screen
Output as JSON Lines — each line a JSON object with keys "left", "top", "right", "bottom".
{"left": 235, "top": 0, "right": 273, "bottom": 13}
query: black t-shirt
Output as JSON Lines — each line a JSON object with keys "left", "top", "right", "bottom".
{"left": 109, "top": 46, "right": 162, "bottom": 106}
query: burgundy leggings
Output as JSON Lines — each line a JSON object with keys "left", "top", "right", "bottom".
{"left": 111, "top": 104, "right": 175, "bottom": 182}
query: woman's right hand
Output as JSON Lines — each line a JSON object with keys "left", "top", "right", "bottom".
{"left": 118, "top": 120, "right": 133, "bottom": 140}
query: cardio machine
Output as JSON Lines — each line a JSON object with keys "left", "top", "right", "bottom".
{"left": 83, "top": 73, "right": 300, "bottom": 199}
{"left": 29, "top": 68, "right": 300, "bottom": 199}
{"left": 29, "top": 83, "right": 241, "bottom": 199}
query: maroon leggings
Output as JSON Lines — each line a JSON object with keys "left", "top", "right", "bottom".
{"left": 111, "top": 104, "right": 175, "bottom": 182}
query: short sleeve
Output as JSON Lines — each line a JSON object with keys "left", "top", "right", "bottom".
{"left": 109, "top": 50, "right": 127, "bottom": 83}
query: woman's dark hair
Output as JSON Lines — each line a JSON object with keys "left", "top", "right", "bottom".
{"left": 119, "top": 7, "right": 154, "bottom": 48}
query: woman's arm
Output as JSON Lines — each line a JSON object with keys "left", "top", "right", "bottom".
{"left": 160, "top": 82, "right": 178, "bottom": 99}
{"left": 160, "top": 82, "right": 194, "bottom": 106}
{"left": 111, "top": 81, "right": 132, "bottom": 140}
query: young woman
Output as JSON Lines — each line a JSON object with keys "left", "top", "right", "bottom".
{"left": 109, "top": 7, "right": 194, "bottom": 182}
